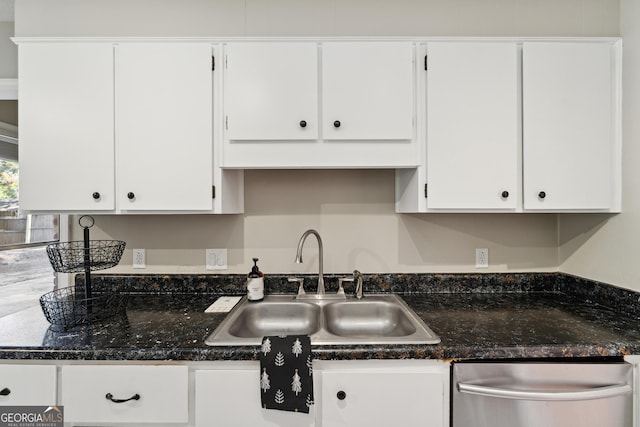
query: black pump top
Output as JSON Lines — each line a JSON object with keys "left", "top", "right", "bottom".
{"left": 249, "top": 257, "right": 262, "bottom": 277}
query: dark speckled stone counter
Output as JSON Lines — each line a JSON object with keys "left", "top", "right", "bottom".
{"left": 1, "top": 273, "right": 639, "bottom": 361}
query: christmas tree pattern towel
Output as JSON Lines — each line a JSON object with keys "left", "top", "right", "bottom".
{"left": 260, "top": 335, "right": 314, "bottom": 413}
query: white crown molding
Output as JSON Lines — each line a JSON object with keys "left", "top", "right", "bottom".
{"left": 11, "top": 36, "right": 622, "bottom": 44}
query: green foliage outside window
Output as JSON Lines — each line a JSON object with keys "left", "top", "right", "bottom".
{"left": 0, "top": 160, "right": 18, "bottom": 199}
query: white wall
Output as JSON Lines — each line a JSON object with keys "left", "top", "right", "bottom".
{"left": 559, "top": 0, "right": 640, "bottom": 291}
{"left": 14, "top": 0, "right": 621, "bottom": 277}
{"left": 14, "top": 0, "right": 618, "bottom": 38}
{"left": 0, "top": 22, "right": 16, "bottom": 78}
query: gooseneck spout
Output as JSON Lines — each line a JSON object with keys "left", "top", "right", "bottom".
{"left": 295, "top": 229, "right": 325, "bottom": 295}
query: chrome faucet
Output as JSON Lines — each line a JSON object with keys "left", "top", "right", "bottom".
{"left": 295, "top": 229, "right": 325, "bottom": 295}
{"left": 353, "top": 269, "right": 364, "bottom": 299}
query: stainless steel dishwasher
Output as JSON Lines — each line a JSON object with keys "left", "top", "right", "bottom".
{"left": 452, "top": 361, "right": 633, "bottom": 427}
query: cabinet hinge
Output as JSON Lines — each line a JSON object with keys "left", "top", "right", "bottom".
{"left": 424, "top": 55, "right": 428, "bottom": 71}
{"left": 225, "top": 116, "right": 228, "bottom": 130}
{"left": 424, "top": 183, "right": 428, "bottom": 198}
{"left": 212, "top": 56, "right": 215, "bottom": 71}
{"left": 212, "top": 185, "right": 216, "bottom": 199}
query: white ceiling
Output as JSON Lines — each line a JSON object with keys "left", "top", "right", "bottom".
{"left": 0, "top": 0, "right": 14, "bottom": 22}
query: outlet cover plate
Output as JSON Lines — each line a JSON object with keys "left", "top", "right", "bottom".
{"left": 475, "top": 248, "right": 489, "bottom": 268}
{"left": 206, "top": 249, "right": 228, "bottom": 270}
{"left": 133, "top": 248, "right": 146, "bottom": 269}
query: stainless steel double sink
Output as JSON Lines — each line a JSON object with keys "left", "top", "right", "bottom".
{"left": 205, "top": 294, "right": 440, "bottom": 346}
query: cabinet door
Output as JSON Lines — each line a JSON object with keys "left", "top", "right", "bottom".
{"left": 224, "top": 43, "right": 318, "bottom": 141}
{"left": 116, "top": 43, "right": 213, "bottom": 211}
{"left": 426, "top": 42, "right": 519, "bottom": 209}
{"left": 195, "top": 368, "right": 315, "bottom": 427}
{"left": 18, "top": 43, "right": 115, "bottom": 211}
{"left": 0, "top": 365, "right": 56, "bottom": 406}
{"left": 322, "top": 42, "right": 414, "bottom": 140}
{"left": 523, "top": 42, "right": 617, "bottom": 210}
{"left": 61, "top": 365, "right": 188, "bottom": 424}
{"left": 320, "top": 367, "right": 446, "bottom": 427}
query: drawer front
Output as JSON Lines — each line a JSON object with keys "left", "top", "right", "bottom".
{"left": 61, "top": 365, "right": 188, "bottom": 424}
{"left": 0, "top": 365, "right": 57, "bottom": 406}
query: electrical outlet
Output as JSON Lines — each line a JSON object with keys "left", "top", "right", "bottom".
{"left": 475, "top": 248, "right": 489, "bottom": 268}
{"left": 133, "top": 248, "right": 146, "bottom": 269}
{"left": 206, "top": 249, "right": 228, "bottom": 270}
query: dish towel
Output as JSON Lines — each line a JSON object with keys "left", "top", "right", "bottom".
{"left": 260, "top": 335, "right": 314, "bottom": 413}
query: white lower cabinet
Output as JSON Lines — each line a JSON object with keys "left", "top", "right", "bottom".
{"left": 195, "top": 365, "right": 315, "bottom": 427}
{"left": 194, "top": 360, "right": 449, "bottom": 427}
{"left": 0, "top": 364, "right": 57, "bottom": 406}
{"left": 316, "top": 360, "right": 449, "bottom": 427}
{"left": 60, "top": 365, "right": 189, "bottom": 425}
{"left": 0, "top": 360, "right": 448, "bottom": 426}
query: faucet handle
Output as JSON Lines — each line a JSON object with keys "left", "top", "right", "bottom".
{"left": 288, "top": 277, "right": 306, "bottom": 296}
{"left": 353, "top": 269, "right": 364, "bottom": 299}
{"left": 337, "top": 277, "right": 353, "bottom": 296}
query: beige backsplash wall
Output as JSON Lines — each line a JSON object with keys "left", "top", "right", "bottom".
{"left": 16, "top": 0, "right": 620, "bottom": 278}
{"left": 72, "top": 170, "right": 558, "bottom": 275}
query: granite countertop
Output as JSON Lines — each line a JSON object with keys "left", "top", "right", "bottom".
{"left": 1, "top": 273, "right": 640, "bottom": 362}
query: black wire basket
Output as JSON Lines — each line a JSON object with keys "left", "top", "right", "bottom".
{"left": 46, "top": 240, "right": 126, "bottom": 273}
{"left": 42, "top": 216, "right": 128, "bottom": 329}
{"left": 39, "top": 287, "right": 128, "bottom": 330}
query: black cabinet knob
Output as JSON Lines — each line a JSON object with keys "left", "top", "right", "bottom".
{"left": 337, "top": 390, "right": 346, "bottom": 400}
{"left": 333, "top": 120, "right": 341, "bottom": 128}
{"left": 501, "top": 191, "right": 509, "bottom": 199}
{"left": 299, "top": 120, "right": 307, "bottom": 128}
{"left": 0, "top": 387, "right": 10, "bottom": 396}
{"left": 92, "top": 192, "right": 101, "bottom": 200}
{"left": 538, "top": 191, "right": 546, "bottom": 199}
{"left": 127, "top": 192, "right": 135, "bottom": 200}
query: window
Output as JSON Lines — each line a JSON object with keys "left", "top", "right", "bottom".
{"left": 1, "top": 100, "right": 58, "bottom": 317}
{"left": 1, "top": 100, "right": 60, "bottom": 248}
{"left": 0, "top": 160, "right": 60, "bottom": 248}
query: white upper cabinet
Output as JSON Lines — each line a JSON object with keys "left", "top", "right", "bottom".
{"left": 18, "top": 41, "right": 243, "bottom": 214}
{"left": 522, "top": 41, "right": 620, "bottom": 211}
{"left": 426, "top": 42, "right": 519, "bottom": 210}
{"left": 115, "top": 43, "right": 214, "bottom": 211}
{"left": 224, "top": 43, "right": 318, "bottom": 141}
{"left": 322, "top": 42, "right": 414, "bottom": 141}
{"left": 221, "top": 41, "right": 418, "bottom": 168}
{"left": 19, "top": 43, "right": 115, "bottom": 212}
{"left": 397, "top": 38, "right": 621, "bottom": 213}
{"left": 18, "top": 37, "right": 620, "bottom": 214}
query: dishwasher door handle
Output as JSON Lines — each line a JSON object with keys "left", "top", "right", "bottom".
{"left": 457, "top": 382, "right": 632, "bottom": 401}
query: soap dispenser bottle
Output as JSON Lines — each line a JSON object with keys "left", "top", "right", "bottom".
{"left": 246, "top": 257, "right": 264, "bottom": 302}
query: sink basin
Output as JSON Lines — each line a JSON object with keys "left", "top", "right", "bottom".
{"left": 226, "top": 300, "right": 321, "bottom": 338}
{"left": 205, "top": 294, "right": 440, "bottom": 346}
{"left": 323, "top": 300, "right": 417, "bottom": 337}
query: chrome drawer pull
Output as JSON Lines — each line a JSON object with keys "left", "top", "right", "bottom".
{"left": 457, "top": 382, "right": 631, "bottom": 401}
{"left": 0, "top": 387, "right": 10, "bottom": 396}
{"left": 105, "top": 392, "right": 140, "bottom": 403}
